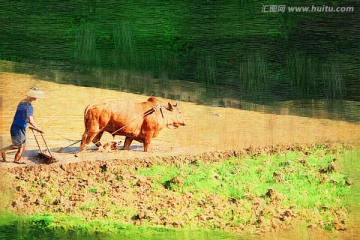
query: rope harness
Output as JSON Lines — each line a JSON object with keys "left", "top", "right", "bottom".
{"left": 110, "top": 104, "right": 163, "bottom": 136}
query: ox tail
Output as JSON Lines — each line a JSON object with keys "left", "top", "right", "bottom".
{"left": 81, "top": 105, "right": 92, "bottom": 151}
{"left": 82, "top": 105, "right": 90, "bottom": 132}
{"left": 84, "top": 105, "right": 90, "bottom": 122}
{"left": 84, "top": 104, "right": 94, "bottom": 117}
{"left": 83, "top": 103, "right": 96, "bottom": 125}
{"left": 81, "top": 103, "right": 102, "bottom": 151}
{"left": 83, "top": 104, "right": 101, "bottom": 131}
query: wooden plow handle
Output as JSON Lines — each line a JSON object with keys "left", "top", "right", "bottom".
{"left": 30, "top": 127, "right": 43, "bottom": 154}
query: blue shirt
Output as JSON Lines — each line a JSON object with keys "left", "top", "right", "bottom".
{"left": 12, "top": 101, "right": 33, "bottom": 129}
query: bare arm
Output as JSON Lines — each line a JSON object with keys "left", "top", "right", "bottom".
{"left": 28, "top": 116, "right": 43, "bottom": 133}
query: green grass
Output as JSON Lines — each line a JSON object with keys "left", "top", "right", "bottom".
{"left": 196, "top": 53, "right": 218, "bottom": 87}
{"left": 322, "top": 62, "right": 345, "bottom": 100}
{"left": 287, "top": 51, "right": 318, "bottom": 98}
{"left": 138, "top": 145, "right": 352, "bottom": 231}
{"left": 0, "top": 211, "right": 235, "bottom": 240}
{"left": 238, "top": 52, "right": 269, "bottom": 97}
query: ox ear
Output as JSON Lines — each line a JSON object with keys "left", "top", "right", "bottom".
{"left": 167, "top": 102, "right": 174, "bottom": 111}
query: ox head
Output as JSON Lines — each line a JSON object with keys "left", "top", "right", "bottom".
{"left": 165, "top": 102, "right": 186, "bottom": 128}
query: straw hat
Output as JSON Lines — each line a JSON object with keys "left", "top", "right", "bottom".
{"left": 26, "top": 88, "right": 48, "bottom": 99}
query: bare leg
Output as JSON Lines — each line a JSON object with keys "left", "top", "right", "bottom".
{"left": 14, "top": 146, "right": 25, "bottom": 163}
{"left": 1, "top": 150, "right": 6, "bottom": 161}
{"left": 123, "top": 137, "right": 133, "bottom": 150}
{"left": 1, "top": 145, "right": 20, "bottom": 162}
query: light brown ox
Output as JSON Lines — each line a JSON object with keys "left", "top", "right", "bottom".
{"left": 80, "top": 97, "right": 186, "bottom": 152}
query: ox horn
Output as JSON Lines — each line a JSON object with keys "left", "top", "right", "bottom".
{"left": 167, "top": 102, "right": 174, "bottom": 111}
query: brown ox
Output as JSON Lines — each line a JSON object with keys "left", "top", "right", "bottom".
{"left": 80, "top": 97, "right": 186, "bottom": 152}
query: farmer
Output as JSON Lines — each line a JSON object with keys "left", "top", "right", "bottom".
{"left": 1, "top": 88, "right": 47, "bottom": 164}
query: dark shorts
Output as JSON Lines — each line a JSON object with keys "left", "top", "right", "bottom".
{"left": 10, "top": 125, "right": 26, "bottom": 147}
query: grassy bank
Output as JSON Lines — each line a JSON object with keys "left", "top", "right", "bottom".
{"left": 0, "top": 212, "right": 234, "bottom": 240}
{"left": 0, "top": 143, "right": 355, "bottom": 238}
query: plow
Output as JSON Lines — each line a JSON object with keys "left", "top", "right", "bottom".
{"left": 30, "top": 126, "right": 57, "bottom": 164}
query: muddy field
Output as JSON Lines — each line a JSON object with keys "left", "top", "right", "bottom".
{"left": 0, "top": 72, "right": 359, "bottom": 168}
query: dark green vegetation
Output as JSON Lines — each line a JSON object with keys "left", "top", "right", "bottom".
{"left": 0, "top": 144, "right": 355, "bottom": 239}
{"left": 0, "top": 0, "right": 359, "bottom": 102}
{"left": 0, "top": 212, "right": 234, "bottom": 240}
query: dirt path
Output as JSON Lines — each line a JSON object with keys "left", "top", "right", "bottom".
{"left": 0, "top": 72, "right": 359, "bottom": 168}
